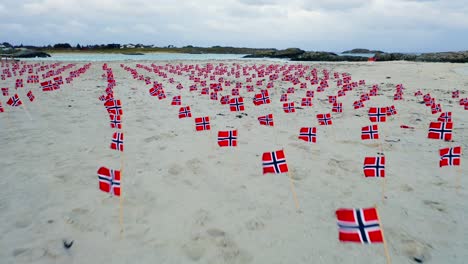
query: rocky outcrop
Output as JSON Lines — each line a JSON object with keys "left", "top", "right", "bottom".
{"left": 415, "top": 51, "right": 468, "bottom": 63}
{"left": 243, "top": 48, "right": 305, "bottom": 59}
{"left": 12, "top": 50, "right": 51, "bottom": 58}
{"left": 293, "top": 52, "right": 368, "bottom": 61}
{"left": 342, "top": 48, "right": 384, "bottom": 54}
{"left": 121, "top": 52, "right": 144, "bottom": 55}
{"left": 374, "top": 53, "right": 418, "bottom": 61}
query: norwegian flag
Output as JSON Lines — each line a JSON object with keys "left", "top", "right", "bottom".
{"left": 262, "top": 150, "right": 288, "bottom": 174}
{"left": 109, "top": 114, "right": 122, "bottom": 129}
{"left": 105, "top": 99, "right": 123, "bottom": 116}
{"left": 53, "top": 76, "right": 63, "bottom": 85}
{"left": 337, "top": 90, "right": 346, "bottom": 97}
{"left": 306, "top": 90, "right": 314, "bottom": 97}
{"left": 452, "top": 90, "right": 459, "bottom": 99}
{"left": 26, "top": 90, "right": 35, "bottom": 102}
{"left": 218, "top": 130, "right": 238, "bottom": 147}
{"left": 258, "top": 114, "right": 274, "bottom": 126}
{"left": 400, "top": 125, "right": 415, "bottom": 129}
{"left": 246, "top": 85, "right": 254, "bottom": 92}
{"left": 393, "top": 93, "right": 403, "bottom": 101}
{"left": 317, "top": 113, "right": 332, "bottom": 126}
{"left": 336, "top": 207, "right": 383, "bottom": 244}
{"left": 360, "top": 94, "right": 370, "bottom": 102}
{"left": 298, "top": 127, "right": 317, "bottom": 143}
{"left": 361, "top": 125, "right": 379, "bottom": 140}
{"left": 176, "top": 83, "right": 183, "bottom": 90}
{"left": 363, "top": 156, "right": 385, "bottom": 177}
{"left": 15, "top": 79, "right": 24, "bottom": 89}
{"left": 460, "top": 98, "right": 468, "bottom": 106}
{"left": 431, "top": 103, "right": 442, "bottom": 114}
{"left": 438, "top": 112, "right": 452, "bottom": 123}
{"left": 0, "top": 102, "right": 3, "bottom": 113}
{"left": 231, "top": 88, "right": 239, "bottom": 96}
{"left": 195, "top": 116, "right": 211, "bottom": 131}
{"left": 158, "top": 91, "right": 166, "bottom": 100}
{"left": 229, "top": 97, "right": 245, "bottom": 112}
{"left": 220, "top": 95, "right": 230, "bottom": 105}
{"left": 7, "top": 94, "right": 22, "bottom": 107}
{"left": 171, "top": 95, "right": 181, "bottom": 106}
{"left": 301, "top": 97, "right": 313, "bottom": 107}
{"left": 414, "top": 90, "right": 423, "bottom": 96}
{"left": 1, "top": 87, "right": 8, "bottom": 96}
{"left": 428, "top": 121, "right": 453, "bottom": 141}
{"left": 280, "top": 93, "right": 288, "bottom": 102}
{"left": 283, "top": 102, "right": 295, "bottom": 113}
{"left": 425, "top": 98, "right": 435, "bottom": 107}
{"left": 41, "top": 80, "right": 54, "bottom": 91}
{"left": 386, "top": 105, "right": 397, "bottom": 116}
{"left": 178, "top": 106, "right": 192, "bottom": 119}
{"left": 328, "top": 95, "right": 337, "bottom": 104}
{"left": 423, "top": 93, "right": 432, "bottom": 102}
{"left": 201, "top": 88, "right": 209, "bottom": 95}
{"left": 97, "top": 167, "right": 121, "bottom": 196}
{"left": 210, "top": 92, "right": 218, "bottom": 101}
{"left": 287, "top": 87, "right": 295, "bottom": 94}
{"left": 353, "top": 100, "right": 365, "bottom": 109}
{"left": 332, "top": 102, "right": 343, "bottom": 113}
{"left": 253, "top": 92, "right": 270, "bottom": 106}
{"left": 149, "top": 87, "right": 161, "bottom": 97}
{"left": 439, "top": 146, "right": 461, "bottom": 167}
{"left": 368, "top": 107, "right": 387, "bottom": 122}
{"left": 110, "top": 132, "right": 124, "bottom": 152}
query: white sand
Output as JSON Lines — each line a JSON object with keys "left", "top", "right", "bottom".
{"left": 0, "top": 60, "right": 467, "bottom": 264}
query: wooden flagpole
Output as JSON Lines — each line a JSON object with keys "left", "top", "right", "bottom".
{"left": 375, "top": 205, "right": 392, "bottom": 264}
{"left": 287, "top": 171, "right": 300, "bottom": 211}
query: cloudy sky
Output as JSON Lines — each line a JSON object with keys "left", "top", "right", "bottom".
{"left": 1, "top": 0, "right": 467, "bottom": 52}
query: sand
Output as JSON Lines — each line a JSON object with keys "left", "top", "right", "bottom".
{"left": 0, "top": 60, "right": 467, "bottom": 264}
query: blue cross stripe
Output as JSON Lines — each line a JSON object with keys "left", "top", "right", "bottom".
{"left": 231, "top": 99, "right": 243, "bottom": 111}
{"left": 219, "top": 131, "right": 237, "bottom": 145}
{"left": 300, "top": 128, "right": 316, "bottom": 141}
{"left": 319, "top": 115, "right": 331, "bottom": 125}
{"left": 369, "top": 108, "right": 385, "bottom": 120}
{"left": 439, "top": 113, "right": 451, "bottom": 122}
{"left": 429, "top": 123, "right": 451, "bottom": 138}
{"left": 263, "top": 152, "right": 286, "bottom": 173}
{"left": 364, "top": 157, "right": 385, "bottom": 177}
{"left": 112, "top": 134, "right": 124, "bottom": 149}
{"left": 442, "top": 148, "right": 460, "bottom": 165}
{"left": 11, "top": 96, "right": 21, "bottom": 106}
{"left": 180, "top": 108, "right": 190, "bottom": 116}
{"left": 338, "top": 209, "right": 380, "bottom": 244}
{"left": 197, "top": 118, "right": 210, "bottom": 129}
{"left": 285, "top": 104, "right": 294, "bottom": 112}
{"left": 363, "top": 126, "right": 378, "bottom": 138}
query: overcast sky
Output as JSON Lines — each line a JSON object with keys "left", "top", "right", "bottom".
{"left": 1, "top": 0, "right": 467, "bottom": 52}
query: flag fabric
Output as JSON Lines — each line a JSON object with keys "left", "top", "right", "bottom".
{"left": 431, "top": 103, "right": 442, "bottom": 114}
{"left": 363, "top": 156, "right": 385, "bottom": 177}
{"left": 414, "top": 91, "right": 423, "bottom": 96}
{"left": 301, "top": 97, "right": 313, "bottom": 107}
{"left": 220, "top": 95, "right": 230, "bottom": 105}
{"left": 1, "top": 87, "right": 8, "bottom": 96}
{"left": 262, "top": 150, "right": 289, "bottom": 174}
{"left": 428, "top": 121, "right": 453, "bottom": 141}
{"left": 104, "top": 99, "right": 123, "bottom": 115}
{"left": 258, "top": 114, "right": 274, "bottom": 126}
{"left": 0, "top": 102, "right": 3, "bottom": 113}
{"left": 178, "top": 106, "right": 192, "bottom": 119}
{"left": 452, "top": 90, "right": 459, "bottom": 99}
{"left": 306, "top": 90, "right": 314, "bottom": 97}
{"left": 439, "top": 146, "right": 461, "bottom": 167}
{"left": 26, "top": 90, "right": 35, "bottom": 102}
{"left": 97, "top": 166, "right": 121, "bottom": 196}
{"left": 353, "top": 100, "right": 365, "bottom": 109}
{"left": 110, "top": 132, "right": 124, "bottom": 152}
{"left": 335, "top": 207, "right": 383, "bottom": 243}
{"left": 195, "top": 116, "right": 211, "bottom": 131}
{"left": 438, "top": 112, "right": 452, "bottom": 123}
{"left": 229, "top": 97, "right": 245, "bottom": 112}
{"left": 217, "top": 130, "right": 238, "bottom": 147}
{"left": 7, "top": 94, "right": 22, "bottom": 107}
{"left": 386, "top": 105, "right": 397, "bottom": 116}
{"left": 460, "top": 98, "right": 468, "bottom": 106}
{"left": 328, "top": 95, "right": 337, "bottom": 104}
{"left": 317, "top": 113, "right": 332, "bottom": 126}
{"left": 361, "top": 125, "right": 379, "bottom": 140}
{"left": 283, "top": 102, "right": 295, "bottom": 113}
{"left": 41, "top": 80, "right": 54, "bottom": 91}
{"left": 332, "top": 102, "right": 343, "bottom": 113}
{"left": 368, "top": 107, "right": 387, "bottom": 122}
{"left": 298, "top": 127, "right": 317, "bottom": 143}
{"left": 253, "top": 92, "right": 270, "bottom": 105}
{"left": 171, "top": 95, "right": 181, "bottom": 105}
{"left": 400, "top": 125, "right": 415, "bottom": 129}
{"left": 109, "top": 114, "right": 122, "bottom": 129}
{"left": 280, "top": 94, "right": 288, "bottom": 102}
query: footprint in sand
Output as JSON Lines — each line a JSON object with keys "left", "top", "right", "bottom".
{"left": 402, "top": 239, "right": 432, "bottom": 263}
{"left": 186, "top": 158, "right": 204, "bottom": 175}
{"left": 182, "top": 228, "right": 252, "bottom": 264}
{"left": 423, "top": 200, "right": 446, "bottom": 213}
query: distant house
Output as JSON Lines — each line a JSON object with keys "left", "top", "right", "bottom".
{"left": 121, "top": 44, "right": 136, "bottom": 49}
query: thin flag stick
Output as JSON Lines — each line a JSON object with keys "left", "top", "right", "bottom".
{"left": 381, "top": 177, "right": 387, "bottom": 202}
{"left": 375, "top": 205, "right": 392, "bottom": 264}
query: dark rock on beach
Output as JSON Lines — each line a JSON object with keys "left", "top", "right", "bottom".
{"left": 121, "top": 52, "right": 144, "bottom": 55}
{"left": 342, "top": 48, "right": 385, "bottom": 54}
{"left": 243, "top": 48, "right": 305, "bottom": 59}
{"left": 12, "top": 50, "right": 51, "bottom": 58}
{"left": 293, "top": 52, "right": 368, "bottom": 61}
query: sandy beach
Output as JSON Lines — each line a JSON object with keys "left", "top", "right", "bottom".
{"left": 0, "top": 59, "right": 467, "bottom": 264}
